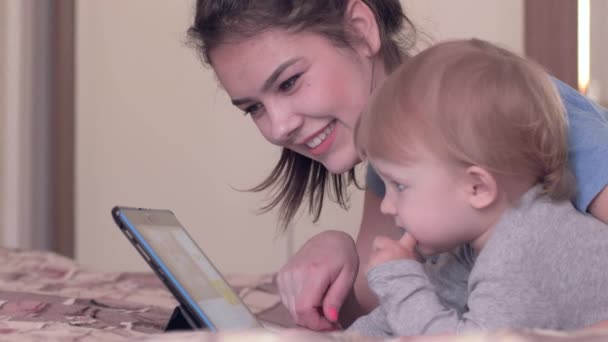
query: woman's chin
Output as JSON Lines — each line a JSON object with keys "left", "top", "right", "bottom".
{"left": 320, "top": 155, "right": 360, "bottom": 174}
{"left": 295, "top": 146, "right": 360, "bottom": 174}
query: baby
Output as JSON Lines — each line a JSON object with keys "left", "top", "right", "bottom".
{"left": 348, "top": 39, "right": 608, "bottom": 337}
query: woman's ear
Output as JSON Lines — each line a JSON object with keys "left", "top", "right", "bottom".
{"left": 345, "top": 0, "right": 381, "bottom": 58}
{"left": 464, "top": 166, "right": 498, "bottom": 209}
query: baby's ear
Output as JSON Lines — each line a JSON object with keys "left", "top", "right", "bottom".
{"left": 464, "top": 166, "right": 497, "bottom": 209}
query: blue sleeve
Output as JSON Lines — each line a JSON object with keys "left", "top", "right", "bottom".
{"left": 554, "top": 78, "right": 608, "bottom": 212}
{"left": 366, "top": 163, "right": 385, "bottom": 198}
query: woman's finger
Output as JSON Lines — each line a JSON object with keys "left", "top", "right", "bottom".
{"left": 322, "top": 265, "right": 356, "bottom": 323}
{"left": 293, "top": 272, "right": 333, "bottom": 329}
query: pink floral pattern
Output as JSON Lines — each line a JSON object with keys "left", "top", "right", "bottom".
{"left": 0, "top": 247, "right": 606, "bottom": 341}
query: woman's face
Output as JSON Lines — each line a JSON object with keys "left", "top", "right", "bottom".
{"left": 209, "top": 29, "right": 377, "bottom": 173}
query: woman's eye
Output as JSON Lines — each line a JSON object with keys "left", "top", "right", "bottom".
{"left": 279, "top": 74, "right": 301, "bottom": 92}
{"left": 244, "top": 103, "right": 263, "bottom": 116}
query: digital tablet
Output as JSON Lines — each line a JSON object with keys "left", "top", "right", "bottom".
{"left": 111, "top": 206, "right": 267, "bottom": 332}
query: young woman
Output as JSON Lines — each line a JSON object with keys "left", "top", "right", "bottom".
{"left": 186, "top": 0, "right": 608, "bottom": 331}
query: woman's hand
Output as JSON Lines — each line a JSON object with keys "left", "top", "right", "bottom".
{"left": 276, "top": 230, "right": 359, "bottom": 331}
{"left": 367, "top": 232, "right": 419, "bottom": 271}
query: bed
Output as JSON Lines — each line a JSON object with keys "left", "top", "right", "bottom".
{"left": 0, "top": 247, "right": 606, "bottom": 341}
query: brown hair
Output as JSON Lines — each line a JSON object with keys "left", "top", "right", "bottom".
{"left": 187, "top": 0, "right": 417, "bottom": 228}
{"left": 357, "top": 39, "right": 575, "bottom": 201}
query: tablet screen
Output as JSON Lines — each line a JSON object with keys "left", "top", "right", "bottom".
{"left": 137, "top": 224, "right": 261, "bottom": 330}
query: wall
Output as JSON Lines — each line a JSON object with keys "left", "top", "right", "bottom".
{"left": 404, "top": 0, "right": 524, "bottom": 54}
{"left": 75, "top": 0, "right": 524, "bottom": 274}
{"left": 0, "top": 0, "right": 6, "bottom": 245}
{"left": 77, "top": 0, "right": 281, "bottom": 273}
{"left": 0, "top": 0, "right": 53, "bottom": 250}
{"left": 591, "top": 0, "right": 608, "bottom": 105}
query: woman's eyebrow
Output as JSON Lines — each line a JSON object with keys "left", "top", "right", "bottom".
{"left": 231, "top": 97, "right": 252, "bottom": 106}
{"left": 231, "top": 57, "right": 303, "bottom": 106}
{"left": 261, "top": 57, "right": 303, "bottom": 92}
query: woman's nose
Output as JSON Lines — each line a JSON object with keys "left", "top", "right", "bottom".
{"left": 267, "top": 108, "right": 303, "bottom": 144}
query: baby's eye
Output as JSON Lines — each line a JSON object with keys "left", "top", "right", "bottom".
{"left": 393, "top": 182, "right": 407, "bottom": 192}
{"left": 279, "top": 74, "right": 301, "bottom": 92}
{"left": 243, "top": 103, "right": 263, "bottom": 117}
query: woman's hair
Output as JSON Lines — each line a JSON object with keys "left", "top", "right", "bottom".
{"left": 356, "top": 39, "right": 575, "bottom": 201}
{"left": 187, "top": 0, "right": 417, "bottom": 229}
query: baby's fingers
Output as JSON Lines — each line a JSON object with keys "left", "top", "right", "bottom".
{"left": 398, "top": 232, "right": 417, "bottom": 250}
{"left": 372, "top": 236, "right": 394, "bottom": 251}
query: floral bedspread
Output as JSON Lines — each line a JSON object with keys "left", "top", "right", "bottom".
{"left": 0, "top": 247, "right": 294, "bottom": 341}
{"left": 0, "top": 247, "right": 607, "bottom": 341}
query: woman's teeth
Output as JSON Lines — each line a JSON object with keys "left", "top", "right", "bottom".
{"left": 306, "top": 123, "right": 334, "bottom": 149}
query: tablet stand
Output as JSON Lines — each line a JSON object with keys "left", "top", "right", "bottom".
{"left": 164, "top": 305, "right": 209, "bottom": 331}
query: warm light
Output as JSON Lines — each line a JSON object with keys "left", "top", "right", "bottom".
{"left": 578, "top": 0, "right": 590, "bottom": 94}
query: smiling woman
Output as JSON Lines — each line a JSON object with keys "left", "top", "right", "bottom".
{"left": 186, "top": 1, "right": 417, "bottom": 330}
{"left": 188, "top": 1, "right": 415, "bottom": 230}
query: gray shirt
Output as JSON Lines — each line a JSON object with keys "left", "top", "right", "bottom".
{"left": 348, "top": 186, "right": 608, "bottom": 337}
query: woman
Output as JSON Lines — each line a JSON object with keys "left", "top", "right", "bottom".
{"left": 187, "top": 0, "right": 608, "bottom": 331}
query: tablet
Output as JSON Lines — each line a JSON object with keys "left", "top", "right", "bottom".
{"left": 111, "top": 206, "right": 265, "bottom": 332}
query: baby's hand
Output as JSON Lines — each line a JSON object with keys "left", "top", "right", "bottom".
{"left": 367, "top": 233, "right": 419, "bottom": 271}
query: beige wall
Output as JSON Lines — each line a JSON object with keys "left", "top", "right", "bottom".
{"left": 404, "top": 0, "right": 523, "bottom": 54}
{"left": 75, "top": 0, "right": 524, "bottom": 273}
{"left": 77, "top": 0, "right": 288, "bottom": 273}
{"left": 1, "top": 0, "right": 53, "bottom": 249}
{"left": 0, "top": 0, "right": 6, "bottom": 245}
{"left": 591, "top": 0, "right": 608, "bottom": 105}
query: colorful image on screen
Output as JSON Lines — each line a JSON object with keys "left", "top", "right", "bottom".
{"left": 138, "top": 225, "right": 260, "bottom": 330}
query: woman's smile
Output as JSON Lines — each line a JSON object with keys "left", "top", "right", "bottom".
{"left": 302, "top": 120, "right": 337, "bottom": 156}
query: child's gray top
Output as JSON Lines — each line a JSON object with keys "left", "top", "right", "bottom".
{"left": 348, "top": 186, "right": 608, "bottom": 337}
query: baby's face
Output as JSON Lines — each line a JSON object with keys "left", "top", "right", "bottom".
{"left": 371, "top": 152, "right": 485, "bottom": 256}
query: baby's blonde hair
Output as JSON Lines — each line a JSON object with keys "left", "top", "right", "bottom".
{"left": 356, "top": 39, "right": 575, "bottom": 200}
